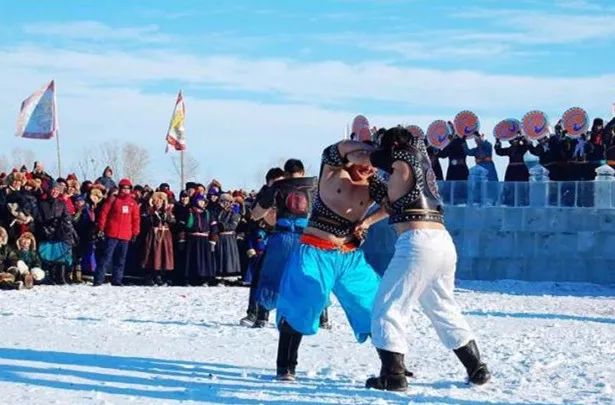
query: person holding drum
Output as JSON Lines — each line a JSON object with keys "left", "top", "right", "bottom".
{"left": 464, "top": 131, "right": 498, "bottom": 181}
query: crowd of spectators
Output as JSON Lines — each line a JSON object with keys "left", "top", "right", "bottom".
{"left": 0, "top": 162, "right": 269, "bottom": 290}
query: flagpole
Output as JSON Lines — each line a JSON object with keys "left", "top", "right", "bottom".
{"left": 180, "top": 149, "right": 185, "bottom": 191}
{"left": 56, "top": 131, "right": 62, "bottom": 177}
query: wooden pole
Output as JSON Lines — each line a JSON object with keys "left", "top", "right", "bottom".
{"left": 56, "top": 130, "right": 62, "bottom": 177}
{"left": 180, "top": 149, "right": 185, "bottom": 191}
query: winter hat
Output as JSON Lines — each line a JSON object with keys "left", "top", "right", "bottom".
{"left": 16, "top": 232, "right": 37, "bottom": 251}
{"left": 150, "top": 191, "right": 168, "bottom": 205}
{"left": 118, "top": 178, "right": 133, "bottom": 188}
{"left": 191, "top": 193, "right": 206, "bottom": 207}
{"left": 207, "top": 186, "right": 220, "bottom": 197}
{"left": 219, "top": 193, "right": 233, "bottom": 203}
{"left": 179, "top": 190, "right": 190, "bottom": 199}
{"left": 20, "top": 165, "right": 28, "bottom": 173}
{"left": 90, "top": 188, "right": 104, "bottom": 201}
{"left": 158, "top": 183, "right": 170, "bottom": 191}
{"left": 66, "top": 173, "right": 78, "bottom": 182}
{"left": 185, "top": 182, "right": 197, "bottom": 191}
{"left": 25, "top": 179, "right": 39, "bottom": 189}
{"left": 72, "top": 194, "right": 86, "bottom": 204}
{"left": 8, "top": 172, "right": 26, "bottom": 184}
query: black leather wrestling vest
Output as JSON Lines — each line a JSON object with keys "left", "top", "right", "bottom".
{"left": 388, "top": 147, "right": 444, "bottom": 225}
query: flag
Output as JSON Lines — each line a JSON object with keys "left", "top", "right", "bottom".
{"left": 165, "top": 90, "right": 186, "bottom": 152}
{"left": 16, "top": 80, "right": 58, "bottom": 139}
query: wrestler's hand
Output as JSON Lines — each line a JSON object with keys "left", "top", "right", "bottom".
{"left": 353, "top": 220, "right": 370, "bottom": 240}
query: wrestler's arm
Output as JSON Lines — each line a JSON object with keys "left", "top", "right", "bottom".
{"left": 361, "top": 205, "right": 389, "bottom": 228}
{"left": 322, "top": 141, "right": 375, "bottom": 177}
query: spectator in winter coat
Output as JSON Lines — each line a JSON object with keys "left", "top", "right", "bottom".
{"left": 215, "top": 193, "right": 242, "bottom": 277}
{"left": 7, "top": 232, "right": 45, "bottom": 286}
{"left": 95, "top": 178, "right": 140, "bottom": 286}
{"left": 2, "top": 172, "right": 36, "bottom": 241}
{"left": 0, "top": 226, "right": 35, "bottom": 290}
{"left": 31, "top": 161, "right": 53, "bottom": 192}
{"left": 141, "top": 192, "right": 175, "bottom": 286}
{"left": 95, "top": 166, "right": 117, "bottom": 193}
{"left": 37, "top": 181, "right": 78, "bottom": 285}
{"left": 75, "top": 188, "right": 104, "bottom": 278}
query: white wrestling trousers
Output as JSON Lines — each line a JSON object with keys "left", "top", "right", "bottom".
{"left": 371, "top": 229, "right": 474, "bottom": 354}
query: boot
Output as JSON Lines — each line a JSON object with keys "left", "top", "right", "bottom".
{"left": 23, "top": 273, "right": 34, "bottom": 289}
{"left": 319, "top": 308, "right": 332, "bottom": 330}
{"left": 63, "top": 266, "right": 73, "bottom": 284}
{"left": 144, "top": 272, "right": 155, "bottom": 286}
{"left": 276, "top": 320, "right": 303, "bottom": 381}
{"left": 72, "top": 266, "right": 83, "bottom": 284}
{"left": 43, "top": 268, "right": 55, "bottom": 285}
{"left": 252, "top": 306, "right": 269, "bottom": 328}
{"left": 53, "top": 264, "right": 66, "bottom": 285}
{"left": 239, "top": 313, "right": 257, "bottom": 327}
{"left": 155, "top": 274, "right": 165, "bottom": 286}
{"left": 453, "top": 340, "right": 491, "bottom": 385}
{"left": 365, "top": 349, "right": 408, "bottom": 392}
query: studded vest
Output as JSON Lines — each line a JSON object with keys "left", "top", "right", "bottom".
{"left": 307, "top": 192, "right": 356, "bottom": 237}
{"left": 388, "top": 147, "right": 444, "bottom": 225}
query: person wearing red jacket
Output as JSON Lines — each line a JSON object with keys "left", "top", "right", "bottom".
{"left": 94, "top": 178, "right": 140, "bottom": 286}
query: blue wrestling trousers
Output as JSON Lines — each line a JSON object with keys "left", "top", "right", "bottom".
{"left": 256, "top": 218, "right": 308, "bottom": 310}
{"left": 276, "top": 236, "right": 381, "bottom": 343}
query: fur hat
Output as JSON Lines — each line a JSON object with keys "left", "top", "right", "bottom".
{"left": 0, "top": 226, "right": 7, "bottom": 246}
{"left": 219, "top": 193, "right": 233, "bottom": 202}
{"left": 17, "top": 232, "right": 37, "bottom": 252}
{"left": 89, "top": 188, "right": 104, "bottom": 201}
{"left": 150, "top": 191, "right": 168, "bottom": 206}
{"left": 8, "top": 172, "right": 26, "bottom": 184}
{"left": 25, "top": 179, "right": 40, "bottom": 189}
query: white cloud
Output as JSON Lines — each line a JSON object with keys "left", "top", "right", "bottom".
{"left": 22, "top": 21, "right": 171, "bottom": 44}
{"left": 1, "top": 44, "right": 613, "bottom": 116}
{"left": 453, "top": 8, "right": 615, "bottom": 45}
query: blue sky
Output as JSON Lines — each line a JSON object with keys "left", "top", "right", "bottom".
{"left": 1, "top": 0, "right": 614, "bottom": 188}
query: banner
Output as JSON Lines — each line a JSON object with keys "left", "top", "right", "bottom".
{"left": 453, "top": 110, "right": 480, "bottom": 137}
{"left": 427, "top": 120, "right": 452, "bottom": 149}
{"left": 16, "top": 80, "right": 58, "bottom": 139}
{"left": 405, "top": 125, "right": 425, "bottom": 139}
{"left": 561, "top": 107, "right": 588, "bottom": 138}
{"left": 165, "top": 90, "right": 186, "bottom": 152}
{"left": 522, "top": 110, "right": 549, "bottom": 140}
{"left": 493, "top": 118, "right": 521, "bottom": 141}
{"left": 351, "top": 114, "right": 371, "bottom": 142}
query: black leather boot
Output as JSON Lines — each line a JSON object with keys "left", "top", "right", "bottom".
{"left": 55, "top": 265, "right": 67, "bottom": 285}
{"left": 365, "top": 349, "right": 408, "bottom": 392}
{"left": 276, "top": 320, "right": 303, "bottom": 381}
{"left": 453, "top": 340, "right": 491, "bottom": 385}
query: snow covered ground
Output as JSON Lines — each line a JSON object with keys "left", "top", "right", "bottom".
{"left": 0, "top": 280, "right": 613, "bottom": 405}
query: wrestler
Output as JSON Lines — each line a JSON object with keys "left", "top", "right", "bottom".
{"left": 274, "top": 139, "right": 388, "bottom": 381}
{"left": 366, "top": 127, "right": 490, "bottom": 392}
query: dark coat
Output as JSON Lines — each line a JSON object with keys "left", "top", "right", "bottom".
{"left": 37, "top": 197, "right": 78, "bottom": 246}
{"left": 495, "top": 139, "right": 530, "bottom": 182}
{"left": 439, "top": 137, "right": 469, "bottom": 181}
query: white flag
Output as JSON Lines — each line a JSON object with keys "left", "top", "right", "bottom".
{"left": 16, "top": 80, "right": 58, "bottom": 139}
